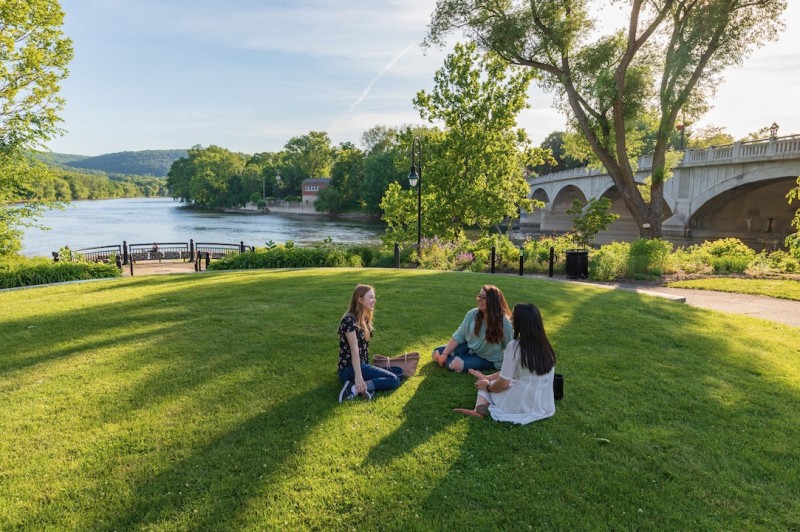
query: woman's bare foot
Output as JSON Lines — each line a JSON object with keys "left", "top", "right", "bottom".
{"left": 432, "top": 350, "right": 446, "bottom": 367}
{"left": 453, "top": 408, "right": 485, "bottom": 419}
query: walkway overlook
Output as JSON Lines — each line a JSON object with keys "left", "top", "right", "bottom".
{"left": 522, "top": 135, "right": 800, "bottom": 249}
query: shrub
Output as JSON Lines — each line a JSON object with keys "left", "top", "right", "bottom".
{"left": 417, "top": 237, "right": 456, "bottom": 270}
{"left": 208, "top": 244, "right": 362, "bottom": 270}
{"left": 522, "top": 234, "right": 573, "bottom": 274}
{"left": 628, "top": 238, "right": 673, "bottom": 279}
{"left": 669, "top": 246, "right": 713, "bottom": 274}
{"left": 0, "top": 256, "right": 121, "bottom": 289}
{"left": 589, "top": 241, "right": 630, "bottom": 281}
{"left": 346, "top": 245, "right": 377, "bottom": 267}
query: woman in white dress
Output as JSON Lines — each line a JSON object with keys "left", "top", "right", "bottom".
{"left": 453, "top": 303, "right": 556, "bottom": 424}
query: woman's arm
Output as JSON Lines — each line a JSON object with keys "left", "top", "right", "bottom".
{"left": 435, "top": 338, "right": 460, "bottom": 359}
{"left": 345, "top": 330, "right": 367, "bottom": 394}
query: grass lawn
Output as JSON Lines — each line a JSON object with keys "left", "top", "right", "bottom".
{"left": 667, "top": 277, "right": 800, "bottom": 301}
{"left": 2, "top": 269, "right": 799, "bottom": 530}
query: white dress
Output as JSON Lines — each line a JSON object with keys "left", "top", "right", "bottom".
{"left": 479, "top": 339, "right": 555, "bottom": 425}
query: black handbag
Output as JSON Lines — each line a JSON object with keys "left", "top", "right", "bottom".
{"left": 554, "top": 373, "right": 564, "bottom": 400}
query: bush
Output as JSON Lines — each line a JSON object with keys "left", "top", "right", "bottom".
{"left": 346, "top": 245, "right": 378, "bottom": 267}
{"left": 589, "top": 241, "right": 630, "bottom": 281}
{"left": 208, "top": 244, "right": 362, "bottom": 270}
{"left": 522, "top": 234, "right": 573, "bottom": 274}
{"left": 416, "top": 237, "right": 455, "bottom": 270}
{"left": 0, "top": 256, "right": 121, "bottom": 289}
{"left": 628, "top": 238, "right": 673, "bottom": 279}
{"left": 697, "top": 238, "right": 756, "bottom": 273}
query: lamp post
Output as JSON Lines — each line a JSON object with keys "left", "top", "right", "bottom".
{"left": 262, "top": 174, "right": 267, "bottom": 197}
{"left": 676, "top": 123, "right": 686, "bottom": 150}
{"left": 770, "top": 122, "right": 779, "bottom": 139}
{"left": 408, "top": 137, "right": 422, "bottom": 255}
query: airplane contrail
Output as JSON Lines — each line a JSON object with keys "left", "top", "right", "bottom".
{"left": 347, "top": 42, "right": 417, "bottom": 113}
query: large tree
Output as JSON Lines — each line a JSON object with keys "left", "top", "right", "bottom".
{"left": 382, "top": 42, "right": 545, "bottom": 243}
{"left": 278, "top": 131, "right": 334, "bottom": 196}
{"left": 426, "top": 0, "right": 786, "bottom": 237}
{"left": 0, "top": 0, "right": 73, "bottom": 255}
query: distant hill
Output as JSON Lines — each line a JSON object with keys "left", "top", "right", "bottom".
{"left": 59, "top": 149, "right": 188, "bottom": 177}
{"left": 34, "top": 152, "right": 91, "bottom": 166}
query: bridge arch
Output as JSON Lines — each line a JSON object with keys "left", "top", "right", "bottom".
{"left": 689, "top": 175, "right": 796, "bottom": 250}
{"left": 546, "top": 185, "right": 588, "bottom": 233}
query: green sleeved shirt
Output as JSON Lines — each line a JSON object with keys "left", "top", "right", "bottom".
{"left": 452, "top": 308, "right": 514, "bottom": 368}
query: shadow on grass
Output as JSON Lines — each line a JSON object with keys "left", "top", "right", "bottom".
{"left": 401, "top": 284, "right": 800, "bottom": 528}
{"left": 96, "top": 385, "right": 338, "bottom": 530}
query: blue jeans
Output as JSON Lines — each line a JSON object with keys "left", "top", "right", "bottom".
{"left": 434, "top": 342, "right": 495, "bottom": 372}
{"left": 338, "top": 363, "right": 403, "bottom": 392}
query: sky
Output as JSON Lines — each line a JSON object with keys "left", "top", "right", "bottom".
{"left": 46, "top": 0, "right": 800, "bottom": 157}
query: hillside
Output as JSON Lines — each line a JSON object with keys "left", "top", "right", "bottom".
{"left": 61, "top": 149, "right": 187, "bottom": 177}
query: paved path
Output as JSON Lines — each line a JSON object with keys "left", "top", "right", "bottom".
{"left": 556, "top": 278, "right": 800, "bottom": 328}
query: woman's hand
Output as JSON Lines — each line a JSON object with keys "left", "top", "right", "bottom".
{"left": 468, "top": 369, "right": 484, "bottom": 380}
{"left": 354, "top": 376, "right": 367, "bottom": 394}
{"left": 474, "top": 379, "right": 490, "bottom": 391}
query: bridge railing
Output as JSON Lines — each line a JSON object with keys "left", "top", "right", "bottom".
{"left": 684, "top": 133, "right": 800, "bottom": 165}
{"left": 533, "top": 134, "right": 800, "bottom": 183}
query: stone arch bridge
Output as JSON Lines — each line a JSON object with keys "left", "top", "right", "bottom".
{"left": 522, "top": 135, "right": 800, "bottom": 250}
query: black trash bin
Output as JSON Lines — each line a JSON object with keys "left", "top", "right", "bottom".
{"left": 565, "top": 249, "right": 589, "bottom": 279}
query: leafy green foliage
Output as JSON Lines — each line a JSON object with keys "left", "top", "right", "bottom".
{"left": 589, "top": 241, "right": 631, "bottom": 281}
{"left": 0, "top": 0, "right": 73, "bottom": 153}
{"left": 787, "top": 176, "right": 800, "bottom": 253}
{"left": 521, "top": 234, "right": 574, "bottom": 274}
{"left": 1, "top": 0, "right": 73, "bottom": 257}
{"left": 382, "top": 43, "right": 546, "bottom": 243}
{"left": 0, "top": 255, "right": 120, "bottom": 288}
{"left": 627, "top": 238, "right": 673, "bottom": 279}
{"left": 60, "top": 149, "right": 187, "bottom": 177}
{"left": 567, "top": 197, "right": 619, "bottom": 249}
{"left": 426, "top": 0, "right": 787, "bottom": 236}
{"left": 207, "top": 244, "right": 363, "bottom": 270}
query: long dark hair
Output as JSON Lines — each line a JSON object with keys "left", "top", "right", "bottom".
{"left": 512, "top": 303, "right": 555, "bottom": 375}
{"left": 474, "top": 284, "right": 511, "bottom": 344}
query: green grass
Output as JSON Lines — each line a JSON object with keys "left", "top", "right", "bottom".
{"left": 2, "top": 269, "right": 799, "bottom": 529}
{"left": 667, "top": 277, "right": 800, "bottom": 301}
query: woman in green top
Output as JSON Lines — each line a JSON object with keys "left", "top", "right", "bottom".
{"left": 431, "top": 284, "right": 513, "bottom": 372}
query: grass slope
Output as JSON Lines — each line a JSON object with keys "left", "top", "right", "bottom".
{"left": 1, "top": 270, "right": 799, "bottom": 529}
{"left": 668, "top": 277, "right": 800, "bottom": 301}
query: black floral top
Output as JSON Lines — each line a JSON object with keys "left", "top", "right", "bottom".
{"left": 338, "top": 314, "right": 370, "bottom": 370}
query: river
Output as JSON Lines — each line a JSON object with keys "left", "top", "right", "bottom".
{"left": 21, "top": 197, "right": 385, "bottom": 257}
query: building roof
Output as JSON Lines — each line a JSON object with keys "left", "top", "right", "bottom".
{"left": 301, "top": 178, "right": 331, "bottom": 185}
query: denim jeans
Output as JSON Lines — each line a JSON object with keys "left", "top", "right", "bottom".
{"left": 433, "top": 342, "right": 495, "bottom": 372}
{"left": 338, "top": 363, "right": 403, "bottom": 392}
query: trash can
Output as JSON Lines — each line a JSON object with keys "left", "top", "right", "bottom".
{"left": 565, "top": 249, "right": 589, "bottom": 279}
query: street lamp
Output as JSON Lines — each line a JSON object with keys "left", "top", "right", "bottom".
{"left": 770, "top": 122, "right": 779, "bottom": 139}
{"left": 676, "top": 123, "right": 686, "bottom": 150}
{"left": 408, "top": 137, "right": 422, "bottom": 254}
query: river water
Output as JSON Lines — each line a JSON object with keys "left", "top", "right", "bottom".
{"left": 21, "top": 197, "right": 385, "bottom": 257}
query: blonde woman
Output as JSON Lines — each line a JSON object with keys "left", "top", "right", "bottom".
{"left": 337, "top": 284, "right": 402, "bottom": 401}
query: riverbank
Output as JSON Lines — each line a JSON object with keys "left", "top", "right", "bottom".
{"left": 222, "top": 201, "right": 381, "bottom": 222}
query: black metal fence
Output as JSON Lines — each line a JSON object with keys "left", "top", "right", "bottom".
{"left": 62, "top": 244, "right": 122, "bottom": 264}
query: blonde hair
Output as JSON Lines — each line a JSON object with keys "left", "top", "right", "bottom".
{"left": 343, "top": 284, "right": 375, "bottom": 339}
